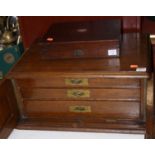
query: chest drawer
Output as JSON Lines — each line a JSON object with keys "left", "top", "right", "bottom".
{"left": 23, "top": 100, "right": 140, "bottom": 120}
{"left": 16, "top": 78, "right": 140, "bottom": 88}
{"left": 20, "top": 88, "right": 140, "bottom": 101}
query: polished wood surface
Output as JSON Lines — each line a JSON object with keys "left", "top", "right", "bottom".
{"left": 38, "top": 41, "right": 120, "bottom": 59}
{"left": 9, "top": 33, "right": 150, "bottom": 77}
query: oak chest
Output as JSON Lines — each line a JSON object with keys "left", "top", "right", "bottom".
{"left": 7, "top": 33, "right": 152, "bottom": 137}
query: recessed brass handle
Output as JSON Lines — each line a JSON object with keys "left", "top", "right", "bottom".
{"left": 65, "top": 78, "right": 88, "bottom": 86}
{"left": 69, "top": 106, "right": 91, "bottom": 113}
{"left": 70, "top": 79, "right": 83, "bottom": 84}
{"left": 72, "top": 91, "right": 84, "bottom": 97}
{"left": 67, "top": 89, "right": 90, "bottom": 98}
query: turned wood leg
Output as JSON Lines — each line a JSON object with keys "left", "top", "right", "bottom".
{"left": 145, "top": 76, "right": 155, "bottom": 139}
{"left": 145, "top": 106, "right": 154, "bottom": 138}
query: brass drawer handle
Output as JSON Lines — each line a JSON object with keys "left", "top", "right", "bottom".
{"left": 69, "top": 106, "right": 91, "bottom": 113}
{"left": 70, "top": 79, "right": 83, "bottom": 84}
{"left": 65, "top": 78, "right": 88, "bottom": 86}
{"left": 72, "top": 91, "right": 84, "bottom": 97}
{"left": 67, "top": 89, "right": 90, "bottom": 98}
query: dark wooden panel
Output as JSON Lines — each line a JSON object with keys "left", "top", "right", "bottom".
{"left": 151, "top": 39, "right": 155, "bottom": 71}
{"left": 142, "top": 17, "right": 155, "bottom": 34}
{"left": 19, "top": 16, "right": 141, "bottom": 48}
{"left": 0, "top": 80, "right": 19, "bottom": 138}
{"left": 0, "top": 97, "right": 11, "bottom": 128}
{"left": 153, "top": 46, "right": 155, "bottom": 71}
{"left": 42, "top": 19, "right": 121, "bottom": 43}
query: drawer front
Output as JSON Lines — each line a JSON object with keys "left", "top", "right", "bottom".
{"left": 40, "top": 41, "right": 120, "bottom": 59}
{"left": 21, "top": 88, "right": 140, "bottom": 101}
{"left": 23, "top": 100, "right": 140, "bottom": 119}
{"left": 17, "top": 78, "right": 140, "bottom": 88}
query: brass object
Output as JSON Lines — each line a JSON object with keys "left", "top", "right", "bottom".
{"left": 65, "top": 78, "right": 88, "bottom": 86}
{"left": 0, "top": 31, "right": 17, "bottom": 44}
{"left": 67, "top": 89, "right": 90, "bottom": 98}
{"left": 69, "top": 106, "right": 91, "bottom": 113}
{"left": 3, "top": 53, "right": 15, "bottom": 64}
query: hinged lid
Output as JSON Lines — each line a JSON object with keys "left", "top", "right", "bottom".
{"left": 41, "top": 19, "right": 121, "bottom": 43}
